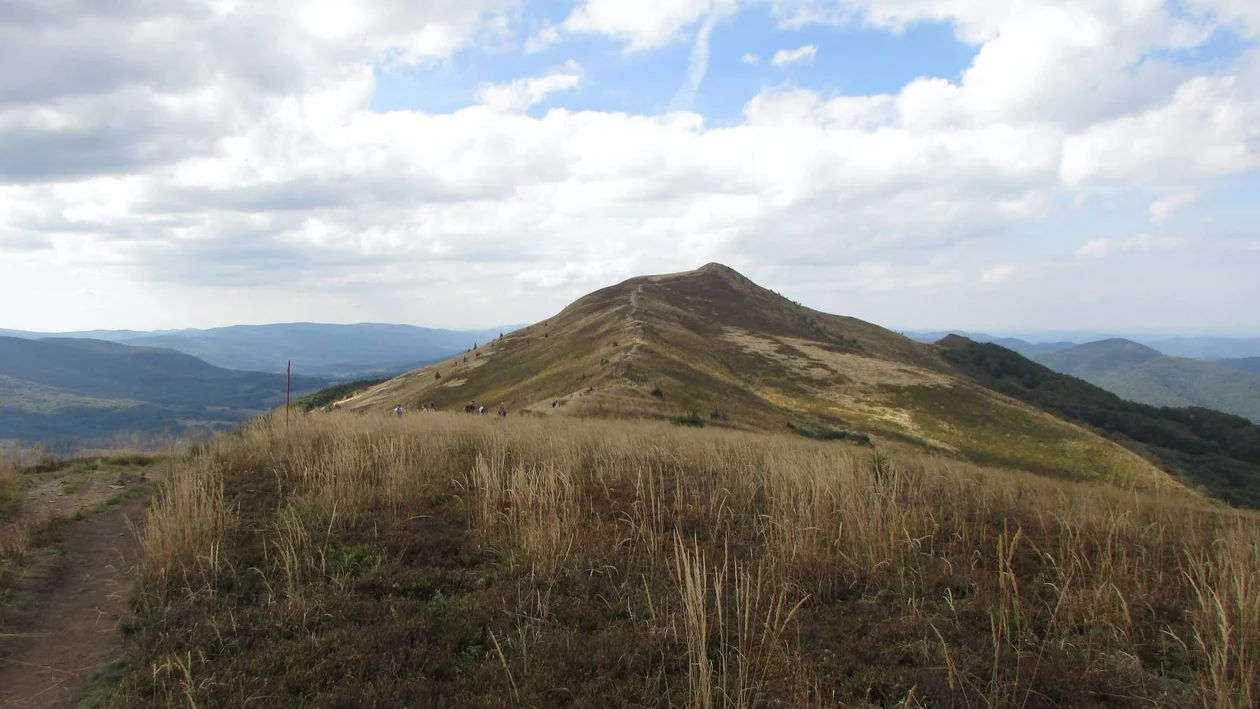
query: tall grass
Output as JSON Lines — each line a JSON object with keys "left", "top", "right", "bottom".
{"left": 126, "top": 411, "right": 1260, "bottom": 705}
{"left": 136, "top": 454, "right": 232, "bottom": 602}
{"left": 0, "top": 456, "right": 19, "bottom": 522}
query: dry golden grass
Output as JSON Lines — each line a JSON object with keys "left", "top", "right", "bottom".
{"left": 0, "top": 456, "right": 19, "bottom": 522}
{"left": 125, "top": 411, "right": 1259, "bottom": 706}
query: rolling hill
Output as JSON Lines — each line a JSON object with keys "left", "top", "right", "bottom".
{"left": 1145, "top": 335, "right": 1260, "bottom": 359}
{"left": 1218, "top": 357, "right": 1260, "bottom": 374}
{"left": 2, "top": 323, "right": 512, "bottom": 379}
{"left": 0, "top": 336, "right": 328, "bottom": 444}
{"left": 1032, "top": 339, "right": 1260, "bottom": 422}
{"left": 941, "top": 336, "right": 1260, "bottom": 507}
{"left": 905, "top": 331, "right": 1077, "bottom": 357}
{"left": 340, "top": 264, "right": 1178, "bottom": 493}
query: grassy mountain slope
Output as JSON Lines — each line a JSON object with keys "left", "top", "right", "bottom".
{"left": 344, "top": 264, "right": 1173, "bottom": 492}
{"left": 119, "top": 412, "right": 1260, "bottom": 706}
{"left": 1218, "top": 357, "right": 1260, "bottom": 374}
{"left": 941, "top": 336, "right": 1260, "bottom": 507}
{"left": 1035, "top": 338, "right": 1164, "bottom": 374}
{"left": 1034, "top": 339, "right": 1260, "bottom": 422}
{"left": 907, "top": 331, "right": 1077, "bottom": 357}
{"left": 0, "top": 336, "right": 328, "bottom": 443}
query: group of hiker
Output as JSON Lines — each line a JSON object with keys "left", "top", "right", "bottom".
{"left": 394, "top": 401, "right": 507, "bottom": 417}
{"left": 463, "top": 401, "right": 508, "bottom": 417}
{"left": 393, "top": 401, "right": 439, "bottom": 417}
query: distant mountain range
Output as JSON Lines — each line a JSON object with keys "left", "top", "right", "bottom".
{"left": 1217, "top": 357, "right": 1260, "bottom": 374}
{"left": 1027, "top": 340, "right": 1260, "bottom": 423}
{"left": 903, "top": 331, "right": 1077, "bottom": 357}
{"left": 0, "top": 336, "right": 329, "bottom": 445}
{"left": 904, "top": 331, "right": 1260, "bottom": 360}
{"left": 903, "top": 332, "right": 1260, "bottom": 424}
{"left": 0, "top": 322, "right": 514, "bottom": 379}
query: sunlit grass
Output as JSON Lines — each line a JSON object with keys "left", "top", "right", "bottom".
{"left": 124, "top": 411, "right": 1259, "bottom": 706}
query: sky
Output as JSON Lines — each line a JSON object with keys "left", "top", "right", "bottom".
{"left": 1, "top": 0, "right": 1259, "bottom": 335}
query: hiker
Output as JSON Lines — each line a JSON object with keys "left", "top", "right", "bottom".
{"left": 498, "top": 406, "right": 507, "bottom": 417}
{"left": 394, "top": 405, "right": 404, "bottom": 418}
{"left": 478, "top": 405, "right": 487, "bottom": 415}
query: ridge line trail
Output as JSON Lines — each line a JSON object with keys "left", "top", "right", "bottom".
{"left": 616, "top": 284, "right": 644, "bottom": 378}
{"left": 0, "top": 496, "right": 147, "bottom": 708}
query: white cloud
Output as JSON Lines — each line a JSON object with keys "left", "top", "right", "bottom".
{"left": 742, "top": 53, "right": 760, "bottom": 65}
{"left": 670, "top": 9, "right": 724, "bottom": 110}
{"left": 1149, "top": 190, "right": 1199, "bottom": 222}
{"left": 1076, "top": 239, "right": 1112, "bottom": 259}
{"left": 1185, "top": 0, "right": 1260, "bottom": 38}
{"left": 1076, "top": 235, "right": 1187, "bottom": 259}
{"left": 561, "top": 0, "right": 714, "bottom": 51}
{"left": 1061, "top": 73, "right": 1260, "bottom": 185}
{"left": 771, "top": 44, "right": 818, "bottom": 67}
{"left": 2, "top": 0, "right": 1260, "bottom": 334}
{"left": 981, "top": 264, "right": 1015, "bottom": 284}
{"left": 477, "top": 62, "right": 583, "bottom": 112}
{"left": 525, "top": 25, "right": 561, "bottom": 54}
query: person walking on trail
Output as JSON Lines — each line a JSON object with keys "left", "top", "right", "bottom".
{"left": 498, "top": 406, "right": 507, "bottom": 417}
{"left": 478, "top": 405, "right": 487, "bottom": 415}
{"left": 394, "top": 405, "right": 404, "bottom": 418}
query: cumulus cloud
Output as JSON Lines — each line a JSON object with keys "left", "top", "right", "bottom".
{"left": 742, "top": 53, "right": 760, "bottom": 65}
{"left": 1, "top": 0, "right": 1259, "bottom": 332}
{"left": 478, "top": 62, "right": 584, "bottom": 112}
{"left": 981, "top": 264, "right": 1015, "bottom": 284}
{"left": 561, "top": 0, "right": 713, "bottom": 51}
{"left": 1149, "top": 190, "right": 1199, "bottom": 223}
{"left": 524, "top": 25, "right": 561, "bottom": 53}
{"left": 771, "top": 44, "right": 818, "bottom": 67}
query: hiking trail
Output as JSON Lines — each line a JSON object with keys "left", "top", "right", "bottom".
{"left": 616, "top": 284, "right": 644, "bottom": 378}
{"left": 0, "top": 496, "right": 147, "bottom": 708}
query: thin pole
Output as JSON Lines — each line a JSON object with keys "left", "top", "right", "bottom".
{"left": 286, "top": 360, "right": 291, "bottom": 430}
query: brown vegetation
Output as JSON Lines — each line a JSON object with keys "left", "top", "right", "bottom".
{"left": 336, "top": 264, "right": 1175, "bottom": 493}
{"left": 115, "top": 412, "right": 1258, "bottom": 706}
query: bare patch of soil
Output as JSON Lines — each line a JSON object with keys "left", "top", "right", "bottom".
{"left": 0, "top": 496, "right": 146, "bottom": 708}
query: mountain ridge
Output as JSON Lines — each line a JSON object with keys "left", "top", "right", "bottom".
{"left": 340, "top": 264, "right": 1179, "bottom": 495}
{"left": 1, "top": 322, "right": 516, "bottom": 379}
{"left": 0, "top": 336, "right": 328, "bottom": 444}
{"left": 940, "top": 335, "right": 1260, "bottom": 507}
{"left": 1032, "top": 338, "right": 1260, "bottom": 422}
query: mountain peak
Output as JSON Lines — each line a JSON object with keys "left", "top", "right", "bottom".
{"left": 936, "top": 334, "right": 976, "bottom": 349}
{"left": 695, "top": 262, "right": 739, "bottom": 276}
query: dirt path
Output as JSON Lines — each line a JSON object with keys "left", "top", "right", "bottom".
{"left": 0, "top": 497, "right": 146, "bottom": 708}
{"left": 616, "top": 284, "right": 645, "bottom": 378}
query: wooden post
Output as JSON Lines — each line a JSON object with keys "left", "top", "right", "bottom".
{"left": 286, "top": 360, "right": 291, "bottom": 430}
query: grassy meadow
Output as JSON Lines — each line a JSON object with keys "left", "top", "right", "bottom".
{"left": 118, "top": 412, "right": 1259, "bottom": 706}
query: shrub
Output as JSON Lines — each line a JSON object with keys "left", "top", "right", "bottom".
{"left": 670, "top": 412, "right": 705, "bottom": 428}
{"left": 786, "top": 421, "right": 871, "bottom": 446}
{"left": 651, "top": 388, "right": 665, "bottom": 400}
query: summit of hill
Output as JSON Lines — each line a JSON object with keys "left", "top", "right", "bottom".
{"left": 341, "top": 264, "right": 1183, "bottom": 494}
